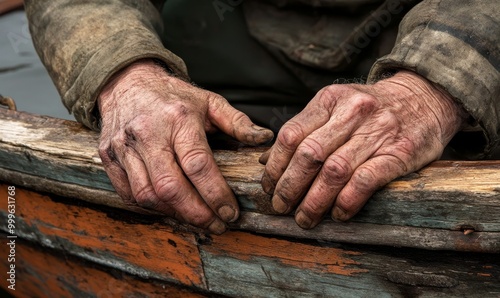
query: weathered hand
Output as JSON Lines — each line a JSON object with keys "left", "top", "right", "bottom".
{"left": 98, "top": 60, "right": 273, "bottom": 234}
{"left": 261, "top": 70, "right": 466, "bottom": 229}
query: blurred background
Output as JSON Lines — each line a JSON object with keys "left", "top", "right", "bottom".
{"left": 1, "top": 4, "right": 74, "bottom": 121}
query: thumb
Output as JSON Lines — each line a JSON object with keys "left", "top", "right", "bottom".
{"left": 208, "top": 94, "right": 274, "bottom": 145}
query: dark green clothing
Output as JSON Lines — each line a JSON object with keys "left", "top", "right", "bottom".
{"left": 24, "top": 0, "right": 500, "bottom": 157}
{"left": 161, "top": 1, "right": 314, "bottom": 129}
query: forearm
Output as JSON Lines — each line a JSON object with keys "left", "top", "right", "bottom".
{"left": 368, "top": 0, "right": 500, "bottom": 158}
{"left": 25, "top": 0, "right": 189, "bottom": 130}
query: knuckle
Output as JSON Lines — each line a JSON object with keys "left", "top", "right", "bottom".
{"left": 181, "top": 149, "right": 211, "bottom": 178}
{"left": 164, "top": 101, "right": 192, "bottom": 121}
{"left": 189, "top": 214, "right": 214, "bottom": 228}
{"left": 351, "top": 166, "right": 378, "bottom": 191}
{"left": 335, "top": 195, "right": 356, "bottom": 215}
{"left": 276, "top": 178, "right": 299, "bottom": 204}
{"left": 397, "top": 137, "right": 417, "bottom": 157}
{"left": 98, "top": 142, "right": 114, "bottom": 163}
{"left": 375, "top": 111, "right": 399, "bottom": 131}
{"left": 296, "top": 139, "right": 325, "bottom": 168}
{"left": 302, "top": 198, "right": 329, "bottom": 216}
{"left": 134, "top": 186, "right": 159, "bottom": 209}
{"left": 110, "top": 133, "right": 127, "bottom": 152}
{"left": 351, "top": 93, "right": 378, "bottom": 115}
{"left": 154, "top": 175, "right": 183, "bottom": 203}
{"left": 126, "top": 117, "right": 153, "bottom": 142}
{"left": 317, "top": 87, "right": 338, "bottom": 111}
{"left": 322, "top": 155, "right": 352, "bottom": 184}
{"left": 277, "top": 121, "right": 304, "bottom": 150}
{"left": 231, "top": 111, "right": 249, "bottom": 125}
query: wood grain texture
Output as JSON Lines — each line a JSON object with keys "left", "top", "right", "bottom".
{"left": 1, "top": 186, "right": 499, "bottom": 297}
{"left": 0, "top": 109, "right": 500, "bottom": 252}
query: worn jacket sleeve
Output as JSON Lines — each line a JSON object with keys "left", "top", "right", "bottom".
{"left": 25, "top": 0, "right": 189, "bottom": 131}
{"left": 368, "top": 0, "right": 499, "bottom": 158}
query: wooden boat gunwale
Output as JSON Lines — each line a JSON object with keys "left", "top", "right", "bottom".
{"left": 0, "top": 108, "right": 499, "bottom": 297}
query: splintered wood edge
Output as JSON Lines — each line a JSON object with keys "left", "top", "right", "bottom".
{"left": 1, "top": 110, "right": 500, "bottom": 243}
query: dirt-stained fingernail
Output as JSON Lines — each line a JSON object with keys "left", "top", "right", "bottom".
{"left": 261, "top": 175, "right": 274, "bottom": 194}
{"left": 272, "top": 195, "right": 288, "bottom": 214}
{"left": 218, "top": 205, "right": 237, "bottom": 222}
{"left": 332, "top": 207, "right": 348, "bottom": 222}
{"left": 259, "top": 150, "right": 271, "bottom": 165}
{"left": 252, "top": 125, "right": 274, "bottom": 143}
{"left": 295, "top": 210, "right": 313, "bottom": 229}
{"left": 208, "top": 219, "right": 227, "bottom": 235}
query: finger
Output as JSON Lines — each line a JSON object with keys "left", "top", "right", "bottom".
{"left": 261, "top": 108, "right": 330, "bottom": 194}
{"left": 174, "top": 121, "right": 240, "bottom": 223}
{"left": 294, "top": 132, "right": 386, "bottom": 229}
{"left": 207, "top": 93, "right": 274, "bottom": 145}
{"left": 119, "top": 147, "right": 167, "bottom": 212}
{"left": 270, "top": 93, "right": 380, "bottom": 214}
{"left": 258, "top": 149, "right": 271, "bottom": 165}
{"left": 147, "top": 149, "right": 228, "bottom": 234}
{"left": 131, "top": 133, "right": 227, "bottom": 234}
{"left": 98, "top": 142, "right": 135, "bottom": 206}
{"left": 331, "top": 155, "right": 408, "bottom": 222}
{"left": 261, "top": 87, "right": 344, "bottom": 195}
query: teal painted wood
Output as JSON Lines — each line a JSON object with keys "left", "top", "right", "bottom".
{"left": 3, "top": 141, "right": 500, "bottom": 233}
{"left": 0, "top": 147, "right": 115, "bottom": 192}
{"left": 359, "top": 189, "right": 500, "bottom": 231}
{"left": 199, "top": 246, "right": 500, "bottom": 298}
{"left": 2, "top": 140, "right": 499, "bottom": 233}
{"left": 1, "top": 183, "right": 498, "bottom": 296}
{"left": 1, "top": 109, "right": 500, "bottom": 243}
{"left": 200, "top": 252, "right": 393, "bottom": 298}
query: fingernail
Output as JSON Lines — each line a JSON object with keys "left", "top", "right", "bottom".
{"left": 272, "top": 195, "right": 288, "bottom": 214}
{"left": 295, "top": 210, "right": 313, "bottom": 229}
{"left": 261, "top": 175, "right": 274, "bottom": 194}
{"left": 218, "top": 205, "right": 237, "bottom": 222}
{"left": 252, "top": 125, "right": 274, "bottom": 143}
{"left": 332, "top": 207, "right": 348, "bottom": 222}
{"left": 208, "top": 219, "right": 227, "bottom": 235}
{"left": 259, "top": 150, "right": 271, "bottom": 165}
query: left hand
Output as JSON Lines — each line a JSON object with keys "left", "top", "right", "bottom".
{"left": 260, "top": 70, "right": 467, "bottom": 229}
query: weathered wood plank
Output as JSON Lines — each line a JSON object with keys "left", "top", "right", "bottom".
{"left": 233, "top": 213, "right": 500, "bottom": 253}
{"left": 201, "top": 232, "right": 500, "bottom": 297}
{"left": 2, "top": 169, "right": 497, "bottom": 252}
{"left": 1, "top": 109, "right": 500, "bottom": 251}
{"left": 0, "top": 240, "right": 208, "bottom": 298}
{"left": 1, "top": 185, "right": 499, "bottom": 297}
{"left": 0, "top": 184, "right": 207, "bottom": 288}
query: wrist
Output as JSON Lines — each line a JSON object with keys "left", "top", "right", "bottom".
{"left": 98, "top": 59, "right": 174, "bottom": 116}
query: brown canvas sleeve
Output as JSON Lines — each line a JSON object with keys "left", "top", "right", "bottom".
{"left": 24, "top": 0, "right": 189, "bottom": 130}
{"left": 368, "top": 0, "right": 500, "bottom": 158}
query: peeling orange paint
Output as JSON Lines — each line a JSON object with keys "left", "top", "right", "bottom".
{"left": 477, "top": 273, "right": 492, "bottom": 277}
{"left": 0, "top": 241, "right": 207, "bottom": 297}
{"left": 0, "top": 185, "right": 205, "bottom": 288}
{"left": 208, "top": 231, "right": 368, "bottom": 276}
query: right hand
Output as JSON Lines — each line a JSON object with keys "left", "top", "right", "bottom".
{"left": 97, "top": 59, "right": 274, "bottom": 234}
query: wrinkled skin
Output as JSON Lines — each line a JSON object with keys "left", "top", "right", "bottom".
{"left": 260, "top": 70, "right": 467, "bottom": 229}
{"left": 98, "top": 60, "right": 274, "bottom": 234}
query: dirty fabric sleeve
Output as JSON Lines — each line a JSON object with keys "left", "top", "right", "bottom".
{"left": 368, "top": 0, "right": 500, "bottom": 158}
{"left": 24, "top": 0, "right": 188, "bottom": 131}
